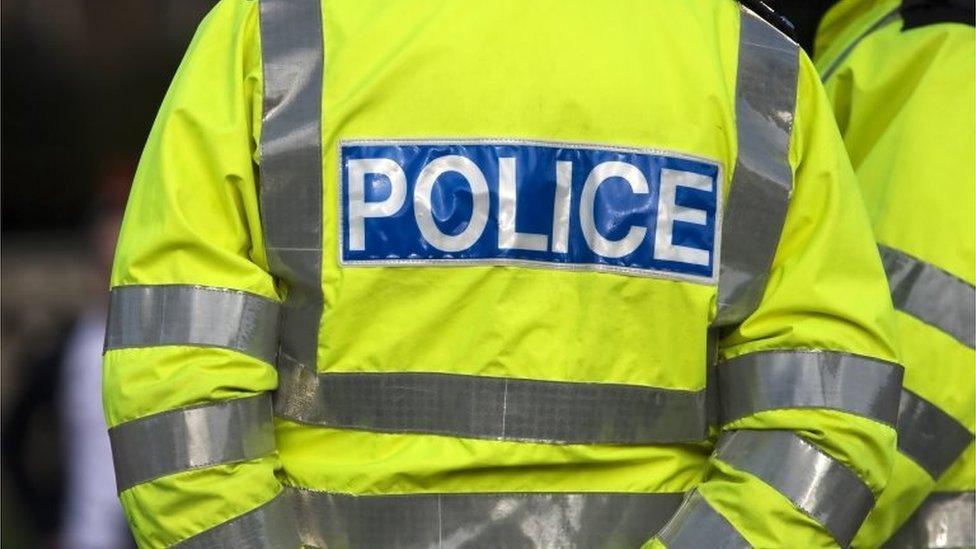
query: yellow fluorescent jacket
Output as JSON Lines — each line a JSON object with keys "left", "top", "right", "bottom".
{"left": 104, "top": 1, "right": 903, "bottom": 547}
{"left": 815, "top": 0, "right": 976, "bottom": 547}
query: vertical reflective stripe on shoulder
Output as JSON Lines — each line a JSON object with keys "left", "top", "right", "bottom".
{"left": 257, "top": 0, "right": 324, "bottom": 371}
{"left": 173, "top": 489, "right": 300, "bottom": 549}
{"left": 880, "top": 244, "right": 976, "bottom": 349}
{"left": 718, "top": 350, "right": 903, "bottom": 426}
{"left": 657, "top": 490, "right": 751, "bottom": 549}
{"left": 896, "top": 389, "right": 975, "bottom": 479}
{"left": 715, "top": 429, "right": 874, "bottom": 547}
{"left": 885, "top": 491, "right": 976, "bottom": 549}
{"left": 105, "top": 285, "right": 281, "bottom": 365}
{"left": 109, "top": 395, "right": 276, "bottom": 492}
{"left": 714, "top": 5, "right": 799, "bottom": 327}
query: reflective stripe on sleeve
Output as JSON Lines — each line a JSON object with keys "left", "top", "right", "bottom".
{"left": 713, "top": 5, "right": 799, "bottom": 327}
{"left": 109, "top": 394, "right": 275, "bottom": 492}
{"left": 105, "top": 284, "right": 281, "bottom": 365}
{"left": 880, "top": 245, "right": 976, "bottom": 349}
{"left": 718, "top": 350, "right": 902, "bottom": 426}
{"left": 715, "top": 429, "right": 874, "bottom": 547}
{"left": 896, "top": 389, "right": 974, "bottom": 479}
{"left": 289, "top": 487, "right": 684, "bottom": 548}
{"left": 274, "top": 354, "right": 708, "bottom": 444}
{"left": 657, "top": 490, "right": 751, "bottom": 549}
{"left": 174, "top": 489, "right": 301, "bottom": 549}
{"left": 258, "top": 0, "right": 325, "bottom": 372}
{"left": 885, "top": 491, "right": 976, "bottom": 549}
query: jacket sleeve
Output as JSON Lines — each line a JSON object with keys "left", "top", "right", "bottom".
{"left": 650, "top": 48, "right": 903, "bottom": 548}
{"left": 815, "top": 14, "right": 976, "bottom": 548}
{"left": 102, "top": 2, "right": 298, "bottom": 547}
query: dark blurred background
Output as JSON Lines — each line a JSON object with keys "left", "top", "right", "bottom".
{"left": 0, "top": 1, "right": 831, "bottom": 547}
{"left": 2, "top": 2, "right": 213, "bottom": 547}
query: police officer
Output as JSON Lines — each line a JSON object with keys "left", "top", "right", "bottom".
{"left": 816, "top": 0, "right": 975, "bottom": 546}
{"left": 104, "top": 1, "right": 903, "bottom": 546}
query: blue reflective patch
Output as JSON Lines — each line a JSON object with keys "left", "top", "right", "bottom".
{"left": 340, "top": 140, "right": 722, "bottom": 282}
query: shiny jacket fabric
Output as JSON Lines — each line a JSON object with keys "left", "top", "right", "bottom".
{"left": 104, "top": 1, "right": 903, "bottom": 547}
{"left": 816, "top": 0, "right": 976, "bottom": 547}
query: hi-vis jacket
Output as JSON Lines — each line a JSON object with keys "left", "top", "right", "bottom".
{"left": 104, "top": 1, "right": 904, "bottom": 547}
{"left": 816, "top": 1, "right": 976, "bottom": 547}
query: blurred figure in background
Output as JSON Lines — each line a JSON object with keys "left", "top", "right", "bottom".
{"left": 1, "top": 158, "right": 135, "bottom": 549}
{"left": 815, "top": 0, "right": 975, "bottom": 547}
{"left": 58, "top": 160, "right": 135, "bottom": 549}
{"left": 2, "top": 1, "right": 209, "bottom": 545}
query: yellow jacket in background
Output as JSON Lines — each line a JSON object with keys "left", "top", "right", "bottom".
{"left": 816, "top": 0, "right": 976, "bottom": 547}
{"left": 105, "top": 1, "right": 903, "bottom": 547}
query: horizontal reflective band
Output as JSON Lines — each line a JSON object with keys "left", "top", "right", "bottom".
{"left": 290, "top": 487, "right": 684, "bottom": 548}
{"left": 896, "top": 389, "right": 974, "bottom": 479}
{"left": 715, "top": 430, "right": 874, "bottom": 546}
{"left": 881, "top": 245, "right": 976, "bottom": 349}
{"left": 886, "top": 491, "right": 976, "bottom": 549}
{"left": 109, "top": 395, "right": 275, "bottom": 491}
{"left": 714, "top": 5, "right": 798, "bottom": 327}
{"left": 175, "top": 490, "right": 300, "bottom": 549}
{"left": 275, "top": 356, "right": 708, "bottom": 444}
{"left": 718, "top": 351, "right": 902, "bottom": 426}
{"left": 657, "top": 490, "right": 751, "bottom": 548}
{"left": 105, "top": 285, "right": 281, "bottom": 365}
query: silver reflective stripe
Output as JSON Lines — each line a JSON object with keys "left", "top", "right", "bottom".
{"left": 258, "top": 0, "right": 324, "bottom": 372}
{"left": 880, "top": 245, "right": 976, "bottom": 349}
{"left": 886, "top": 492, "right": 976, "bottom": 549}
{"left": 109, "top": 395, "right": 275, "bottom": 492}
{"left": 896, "top": 389, "right": 974, "bottom": 479}
{"left": 657, "top": 491, "right": 751, "bottom": 549}
{"left": 289, "top": 487, "right": 684, "bottom": 548}
{"left": 706, "top": 329, "right": 721, "bottom": 428}
{"left": 719, "top": 350, "right": 902, "bottom": 426}
{"left": 105, "top": 285, "right": 280, "bottom": 365}
{"left": 714, "top": 5, "right": 799, "bottom": 327}
{"left": 175, "top": 490, "right": 300, "bottom": 549}
{"left": 716, "top": 429, "right": 874, "bottom": 546}
{"left": 820, "top": 7, "right": 901, "bottom": 82}
{"left": 275, "top": 355, "right": 708, "bottom": 444}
